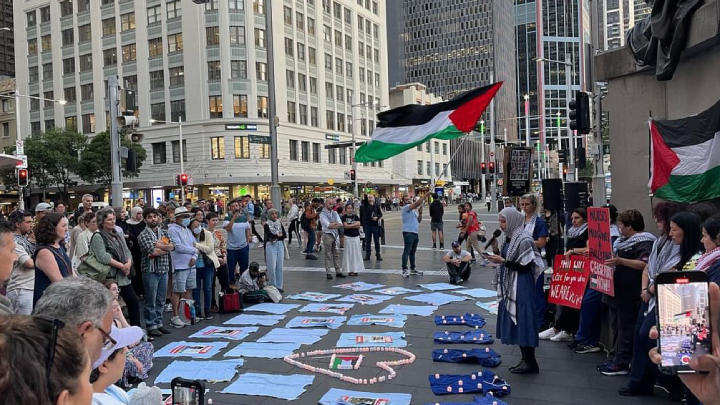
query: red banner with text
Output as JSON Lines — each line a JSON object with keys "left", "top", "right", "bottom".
{"left": 587, "top": 207, "right": 615, "bottom": 296}
{"left": 548, "top": 255, "right": 590, "bottom": 309}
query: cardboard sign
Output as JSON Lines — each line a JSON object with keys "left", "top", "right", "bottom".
{"left": 548, "top": 255, "right": 590, "bottom": 309}
{"left": 503, "top": 147, "right": 533, "bottom": 196}
{"left": 587, "top": 207, "right": 615, "bottom": 296}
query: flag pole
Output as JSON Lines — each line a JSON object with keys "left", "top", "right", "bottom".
{"left": 435, "top": 134, "right": 471, "bottom": 184}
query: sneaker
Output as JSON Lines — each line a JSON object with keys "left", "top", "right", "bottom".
{"left": 449, "top": 278, "right": 457, "bottom": 285}
{"left": 550, "top": 330, "right": 574, "bottom": 342}
{"left": 596, "top": 360, "right": 613, "bottom": 371}
{"left": 567, "top": 340, "right": 582, "bottom": 350}
{"left": 326, "top": 274, "right": 333, "bottom": 280}
{"left": 432, "top": 243, "right": 437, "bottom": 249}
{"left": 158, "top": 326, "right": 171, "bottom": 334}
{"left": 376, "top": 255, "right": 383, "bottom": 261}
{"left": 402, "top": 269, "right": 409, "bottom": 278}
{"left": 336, "top": 273, "right": 347, "bottom": 278}
{"left": 439, "top": 243, "right": 444, "bottom": 249}
{"left": 538, "top": 327, "right": 558, "bottom": 340}
{"left": 148, "top": 329, "right": 163, "bottom": 337}
{"left": 600, "top": 363, "right": 629, "bottom": 376}
{"left": 618, "top": 386, "right": 653, "bottom": 396}
{"left": 170, "top": 316, "right": 186, "bottom": 328}
{"left": 164, "top": 303, "right": 173, "bottom": 313}
{"left": 203, "top": 314, "right": 214, "bottom": 321}
{"left": 410, "top": 269, "right": 423, "bottom": 276}
{"left": 257, "top": 243, "right": 264, "bottom": 249}
{"left": 306, "top": 254, "right": 318, "bottom": 260}
{"left": 575, "top": 344, "right": 602, "bottom": 354}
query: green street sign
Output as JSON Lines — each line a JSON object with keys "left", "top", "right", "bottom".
{"left": 248, "top": 135, "right": 271, "bottom": 144}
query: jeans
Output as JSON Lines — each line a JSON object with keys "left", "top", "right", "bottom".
{"left": 192, "top": 264, "right": 215, "bottom": 316}
{"left": 575, "top": 288, "right": 604, "bottom": 346}
{"left": 364, "top": 224, "right": 381, "bottom": 256}
{"left": 265, "top": 241, "right": 285, "bottom": 289}
{"left": 304, "top": 228, "right": 316, "bottom": 254}
{"left": 401, "top": 232, "right": 419, "bottom": 270}
{"left": 119, "top": 284, "right": 141, "bottom": 327}
{"left": 227, "top": 246, "right": 250, "bottom": 285}
{"left": 7, "top": 288, "right": 33, "bottom": 315}
{"left": 142, "top": 272, "right": 168, "bottom": 330}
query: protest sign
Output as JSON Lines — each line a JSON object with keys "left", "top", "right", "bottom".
{"left": 548, "top": 255, "right": 590, "bottom": 309}
{"left": 587, "top": 207, "right": 615, "bottom": 296}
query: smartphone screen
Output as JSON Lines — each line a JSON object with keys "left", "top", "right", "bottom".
{"left": 171, "top": 378, "right": 204, "bottom": 405}
{"left": 656, "top": 271, "right": 712, "bottom": 374}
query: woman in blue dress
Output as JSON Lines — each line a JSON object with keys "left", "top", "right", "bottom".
{"left": 520, "top": 193, "right": 549, "bottom": 328}
{"left": 488, "top": 207, "right": 546, "bottom": 374}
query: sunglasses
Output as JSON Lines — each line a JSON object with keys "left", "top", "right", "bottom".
{"left": 98, "top": 325, "right": 117, "bottom": 351}
{"left": 33, "top": 315, "right": 66, "bottom": 392}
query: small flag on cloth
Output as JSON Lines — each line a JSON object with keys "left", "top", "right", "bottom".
{"left": 649, "top": 99, "right": 720, "bottom": 202}
{"left": 355, "top": 82, "right": 503, "bottom": 162}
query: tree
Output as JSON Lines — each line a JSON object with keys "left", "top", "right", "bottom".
{"left": 78, "top": 130, "right": 147, "bottom": 191}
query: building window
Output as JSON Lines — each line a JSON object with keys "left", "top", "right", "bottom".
{"left": 62, "top": 29, "right": 74, "bottom": 47}
{"left": 28, "top": 39, "right": 37, "bottom": 54}
{"left": 79, "top": 25, "right": 92, "bottom": 42}
{"left": 78, "top": 0, "right": 90, "bottom": 12}
{"left": 206, "top": 27, "right": 220, "bottom": 46}
{"left": 148, "top": 38, "right": 163, "bottom": 57}
{"left": 168, "top": 33, "right": 183, "bottom": 52}
{"left": 167, "top": 0, "right": 182, "bottom": 19}
{"left": 425, "top": 142, "right": 430, "bottom": 152}
{"left": 339, "top": 147, "right": 347, "bottom": 164}
{"left": 60, "top": 1, "right": 73, "bottom": 16}
{"left": 231, "top": 61, "right": 247, "bottom": 79}
{"left": 361, "top": 119, "right": 367, "bottom": 136}
{"left": 153, "top": 142, "right": 167, "bottom": 164}
{"left": 257, "top": 96, "right": 268, "bottom": 118}
{"left": 204, "top": 0, "right": 218, "bottom": 10}
{"left": 298, "top": 73, "right": 306, "bottom": 92}
{"left": 324, "top": 53, "right": 332, "bottom": 71}
{"left": 229, "top": 26, "right": 245, "bottom": 44}
{"left": 307, "top": 17, "right": 315, "bottom": 35}
{"left": 103, "top": 48, "right": 117, "bottom": 67}
{"left": 42, "top": 63, "right": 52, "bottom": 81}
{"left": 102, "top": 18, "right": 116, "bottom": 36}
{"left": 207, "top": 61, "right": 222, "bottom": 81}
{"left": 309, "top": 77, "right": 317, "bottom": 94}
{"left": 122, "top": 43, "right": 136, "bottom": 62}
{"left": 229, "top": 0, "right": 243, "bottom": 10}
{"left": 372, "top": 1, "right": 378, "bottom": 14}
{"left": 326, "top": 110, "right": 335, "bottom": 130}
{"left": 253, "top": 0, "right": 265, "bottom": 14}
{"left": 256, "top": 62, "right": 267, "bottom": 81}
{"left": 79, "top": 54, "right": 92, "bottom": 72}
{"left": 233, "top": 95, "right": 248, "bottom": 117}
{"left": 254, "top": 29, "right": 266, "bottom": 47}
{"left": 40, "top": 35, "right": 51, "bottom": 52}
{"left": 313, "top": 143, "right": 321, "bottom": 163}
{"left": 30, "top": 122, "right": 41, "bottom": 135}
{"left": 210, "top": 137, "right": 225, "bottom": 160}
{"left": 323, "top": 25, "right": 332, "bottom": 42}
{"left": 283, "top": 6, "right": 292, "bottom": 24}
{"left": 62, "top": 58, "right": 74, "bottom": 75}
{"left": 2, "top": 122, "right": 9, "bottom": 137}
{"left": 308, "top": 47, "right": 316, "bottom": 66}
{"left": 337, "top": 113, "right": 345, "bottom": 131}
{"left": 124, "top": 75, "right": 138, "bottom": 91}
{"left": 151, "top": 102, "right": 166, "bottom": 122}
{"left": 299, "top": 104, "right": 307, "bottom": 125}
{"left": 150, "top": 70, "right": 164, "bottom": 90}
{"left": 168, "top": 67, "right": 184, "bottom": 87}
{"left": 171, "top": 140, "right": 187, "bottom": 162}
{"left": 170, "top": 100, "right": 186, "bottom": 122}
{"left": 311, "top": 107, "right": 318, "bottom": 127}
{"left": 289, "top": 140, "right": 298, "bottom": 161}
{"left": 442, "top": 143, "right": 447, "bottom": 155}
{"left": 335, "top": 30, "right": 343, "bottom": 47}
{"left": 287, "top": 101, "right": 296, "bottom": 123}
{"left": 82, "top": 113, "right": 96, "bottom": 134}
{"left": 335, "top": 58, "right": 343, "bottom": 74}
{"left": 417, "top": 160, "right": 423, "bottom": 175}
{"left": 64, "top": 87, "right": 76, "bottom": 103}
{"left": 121, "top": 13, "right": 135, "bottom": 31}
{"left": 322, "top": 0, "right": 331, "bottom": 13}
{"left": 427, "top": 162, "right": 432, "bottom": 176}
{"left": 147, "top": 6, "right": 161, "bottom": 24}
{"left": 235, "top": 136, "right": 250, "bottom": 158}
{"left": 325, "top": 82, "right": 333, "bottom": 100}
{"left": 296, "top": 12, "right": 304, "bottom": 30}
{"left": 328, "top": 147, "right": 336, "bottom": 164}
{"left": 27, "top": 10, "right": 36, "bottom": 26}
{"left": 301, "top": 141, "right": 309, "bottom": 162}
{"left": 30, "top": 96, "right": 40, "bottom": 111}
{"left": 284, "top": 37, "right": 294, "bottom": 57}
{"left": 434, "top": 141, "right": 439, "bottom": 154}
{"left": 259, "top": 143, "right": 270, "bottom": 159}
{"left": 209, "top": 95, "right": 223, "bottom": 118}
{"left": 344, "top": 7, "right": 352, "bottom": 23}
{"left": 296, "top": 43, "right": 305, "bottom": 61}
{"left": 286, "top": 70, "right": 295, "bottom": 89}
{"left": 333, "top": 1, "right": 342, "bottom": 18}
{"left": 336, "top": 85, "right": 344, "bottom": 101}
{"left": 374, "top": 73, "right": 380, "bottom": 87}
{"left": 65, "top": 116, "right": 77, "bottom": 130}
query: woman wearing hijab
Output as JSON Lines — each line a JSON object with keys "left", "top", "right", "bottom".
{"left": 698, "top": 216, "right": 720, "bottom": 283}
{"left": 487, "top": 207, "right": 545, "bottom": 374}
{"left": 126, "top": 206, "right": 146, "bottom": 300}
{"left": 263, "top": 208, "right": 287, "bottom": 292}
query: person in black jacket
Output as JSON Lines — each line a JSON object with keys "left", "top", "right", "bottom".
{"left": 429, "top": 197, "right": 445, "bottom": 249}
{"left": 360, "top": 194, "right": 383, "bottom": 261}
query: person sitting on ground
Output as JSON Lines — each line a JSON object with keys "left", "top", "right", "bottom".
{"left": 238, "top": 261, "right": 270, "bottom": 303}
{"left": 90, "top": 325, "right": 144, "bottom": 405}
{"left": 0, "top": 315, "right": 93, "bottom": 405}
{"left": 443, "top": 241, "right": 472, "bottom": 285}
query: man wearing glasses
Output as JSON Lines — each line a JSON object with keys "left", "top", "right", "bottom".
{"left": 34, "top": 277, "right": 115, "bottom": 365}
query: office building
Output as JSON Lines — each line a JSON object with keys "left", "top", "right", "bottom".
{"left": 14, "top": 0, "right": 394, "bottom": 204}
{"left": 0, "top": 0, "right": 13, "bottom": 77}
{"left": 387, "top": 0, "right": 517, "bottom": 185}
{"left": 597, "top": 0, "right": 651, "bottom": 51}
{"left": 0, "top": 77, "right": 15, "bottom": 151}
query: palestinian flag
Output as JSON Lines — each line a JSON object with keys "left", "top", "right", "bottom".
{"left": 354, "top": 82, "right": 503, "bottom": 162}
{"left": 673, "top": 311, "right": 692, "bottom": 321}
{"left": 649, "top": 99, "right": 720, "bottom": 203}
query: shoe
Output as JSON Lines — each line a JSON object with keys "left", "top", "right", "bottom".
{"left": 278, "top": 288, "right": 284, "bottom": 293}
{"left": 363, "top": 256, "right": 371, "bottom": 261}
{"left": 550, "top": 331, "right": 574, "bottom": 342}
{"left": 336, "top": 273, "right": 347, "bottom": 278}
{"left": 211, "top": 306, "right": 219, "bottom": 313}
{"left": 376, "top": 255, "right": 383, "bottom": 261}
{"left": 158, "top": 326, "right": 171, "bottom": 334}
{"left": 510, "top": 361, "right": 539, "bottom": 374}
{"left": 257, "top": 243, "right": 264, "bottom": 249}
{"left": 567, "top": 340, "right": 582, "bottom": 350}
{"left": 449, "top": 278, "right": 457, "bottom": 285}
{"left": 348, "top": 272, "right": 359, "bottom": 276}
{"left": 410, "top": 269, "right": 423, "bottom": 276}
{"left": 306, "top": 255, "right": 318, "bottom": 260}
{"left": 456, "top": 278, "right": 464, "bottom": 285}
{"left": 170, "top": 316, "right": 186, "bottom": 328}
{"left": 600, "top": 363, "right": 629, "bottom": 376}
{"left": 618, "top": 386, "right": 652, "bottom": 396}
{"left": 439, "top": 243, "right": 444, "bottom": 249}
{"left": 432, "top": 243, "right": 437, "bottom": 249}
{"left": 596, "top": 360, "right": 613, "bottom": 371}
{"left": 508, "top": 359, "right": 525, "bottom": 372}
{"left": 538, "top": 327, "right": 558, "bottom": 340}
{"left": 402, "top": 269, "right": 409, "bottom": 278}
{"left": 575, "top": 344, "right": 602, "bottom": 354}
{"left": 203, "top": 314, "right": 214, "bottom": 321}
{"left": 148, "top": 329, "right": 163, "bottom": 337}
{"left": 326, "top": 274, "right": 334, "bottom": 280}
{"left": 164, "top": 303, "right": 173, "bottom": 313}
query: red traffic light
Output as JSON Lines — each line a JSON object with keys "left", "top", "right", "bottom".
{"left": 349, "top": 169, "right": 356, "bottom": 181}
{"left": 179, "top": 173, "right": 188, "bottom": 186}
{"left": 488, "top": 162, "right": 495, "bottom": 174}
{"left": 480, "top": 162, "right": 487, "bottom": 174}
{"left": 17, "top": 169, "right": 28, "bottom": 187}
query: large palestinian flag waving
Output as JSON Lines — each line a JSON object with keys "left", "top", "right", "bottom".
{"left": 649, "top": 99, "right": 720, "bottom": 203}
{"left": 354, "top": 82, "right": 503, "bottom": 163}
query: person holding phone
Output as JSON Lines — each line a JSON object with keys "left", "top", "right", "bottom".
{"left": 360, "top": 194, "right": 383, "bottom": 262}
{"left": 341, "top": 203, "right": 364, "bottom": 276}
{"left": 486, "top": 207, "right": 545, "bottom": 374}
{"left": 223, "top": 200, "right": 252, "bottom": 286}
{"left": 400, "top": 193, "right": 431, "bottom": 277}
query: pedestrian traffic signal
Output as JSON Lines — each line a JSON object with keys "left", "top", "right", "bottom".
{"left": 489, "top": 162, "right": 495, "bottom": 174}
{"left": 17, "top": 169, "right": 28, "bottom": 187}
{"left": 481, "top": 162, "right": 487, "bottom": 174}
{"left": 350, "top": 169, "right": 356, "bottom": 181}
{"left": 558, "top": 149, "right": 567, "bottom": 164}
{"left": 569, "top": 91, "right": 591, "bottom": 134}
{"left": 563, "top": 166, "right": 568, "bottom": 175}
{"left": 179, "top": 173, "right": 188, "bottom": 186}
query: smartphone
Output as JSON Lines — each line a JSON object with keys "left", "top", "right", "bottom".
{"left": 481, "top": 252, "right": 491, "bottom": 258}
{"left": 655, "top": 271, "right": 712, "bottom": 375}
{"left": 171, "top": 378, "right": 204, "bottom": 405}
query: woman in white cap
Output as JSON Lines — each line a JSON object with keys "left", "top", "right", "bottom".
{"left": 90, "top": 325, "right": 143, "bottom": 405}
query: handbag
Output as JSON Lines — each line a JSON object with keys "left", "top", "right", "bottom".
{"left": 219, "top": 290, "right": 243, "bottom": 313}
{"left": 77, "top": 234, "right": 114, "bottom": 281}
{"left": 265, "top": 285, "right": 283, "bottom": 303}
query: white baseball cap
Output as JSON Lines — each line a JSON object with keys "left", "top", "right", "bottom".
{"left": 93, "top": 325, "right": 143, "bottom": 369}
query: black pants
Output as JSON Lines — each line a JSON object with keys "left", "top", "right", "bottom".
{"left": 119, "top": 284, "right": 141, "bottom": 327}
{"left": 554, "top": 305, "right": 580, "bottom": 334}
{"left": 611, "top": 299, "right": 641, "bottom": 366}
{"left": 447, "top": 262, "right": 471, "bottom": 281}
{"left": 364, "top": 224, "right": 381, "bottom": 256}
{"left": 130, "top": 267, "right": 145, "bottom": 298}
{"left": 250, "top": 220, "right": 263, "bottom": 243}
{"left": 288, "top": 219, "right": 302, "bottom": 245}
{"left": 456, "top": 233, "right": 475, "bottom": 259}
{"left": 211, "top": 263, "right": 230, "bottom": 308}
{"left": 546, "top": 235, "right": 562, "bottom": 268}
{"left": 519, "top": 346, "right": 538, "bottom": 367}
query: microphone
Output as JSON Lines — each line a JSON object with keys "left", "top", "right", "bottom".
{"left": 484, "top": 229, "right": 502, "bottom": 250}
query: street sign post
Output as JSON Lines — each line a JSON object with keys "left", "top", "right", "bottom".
{"left": 16, "top": 155, "right": 27, "bottom": 169}
{"left": 15, "top": 140, "right": 23, "bottom": 155}
{"left": 248, "top": 135, "right": 271, "bottom": 144}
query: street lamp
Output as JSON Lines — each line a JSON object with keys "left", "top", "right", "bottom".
{"left": 149, "top": 118, "right": 185, "bottom": 203}
{"left": 350, "top": 100, "right": 384, "bottom": 198}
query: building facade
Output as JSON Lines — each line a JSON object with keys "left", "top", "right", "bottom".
{"left": 14, "top": 0, "right": 393, "bottom": 205}
{"left": 0, "top": 77, "right": 15, "bottom": 151}
{"left": 597, "top": 0, "right": 651, "bottom": 51}
{"left": 0, "top": 0, "right": 13, "bottom": 77}
{"left": 387, "top": 0, "right": 517, "bottom": 185}
{"left": 388, "top": 83, "right": 450, "bottom": 192}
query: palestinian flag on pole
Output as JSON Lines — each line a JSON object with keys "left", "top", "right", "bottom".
{"left": 354, "top": 82, "right": 503, "bottom": 162}
{"left": 649, "top": 99, "right": 720, "bottom": 203}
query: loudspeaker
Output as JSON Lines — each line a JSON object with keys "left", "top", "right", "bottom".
{"left": 564, "top": 182, "right": 589, "bottom": 213}
{"left": 542, "top": 179, "right": 564, "bottom": 211}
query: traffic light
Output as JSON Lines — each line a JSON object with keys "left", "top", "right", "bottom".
{"left": 569, "top": 91, "right": 591, "bottom": 134}
{"left": 558, "top": 149, "right": 567, "bottom": 164}
{"left": 481, "top": 162, "right": 487, "bottom": 174}
{"left": 563, "top": 166, "right": 568, "bottom": 175}
{"left": 125, "top": 148, "right": 137, "bottom": 172}
{"left": 17, "top": 169, "right": 28, "bottom": 187}
{"left": 489, "top": 161, "right": 495, "bottom": 174}
{"left": 179, "top": 173, "right": 189, "bottom": 186}
{"left": 350, "top": 169, "right": 356, "bottom": 181}
{"left": 576, "top": 147, "right": 587, "bottom": 169}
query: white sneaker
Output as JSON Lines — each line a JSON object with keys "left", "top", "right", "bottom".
{"left": 401, "top": 269, "right": 409, "bottom": 278}
{"left": 539, "top": 327, "right": 558, "bottom": 340}
{"left": 170, "top": 316, "right": 186, "bottom": 328}
{"left": 164, "top": 303, "right": 173, "bottom": 313}
{"left": 181, "top": 317, "right": 192, "bottom": 325}
{"left": 550, "top": 330, "right": 574, "bottom": 342}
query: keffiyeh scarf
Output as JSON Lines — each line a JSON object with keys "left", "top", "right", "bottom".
{"left": 567, "top": 222, "right": 588, "bottom": 239}
{"left": 267, "top": 218, "right": 283, "bottom": 237}
{"left": 647, "top": 235, "right": 681, "bottom": 314}
{"left": 612, "top": 232, "right": 657, "bottom": 254}
{"left": 695, "top": 246, "right": 720, "bottom": 272}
